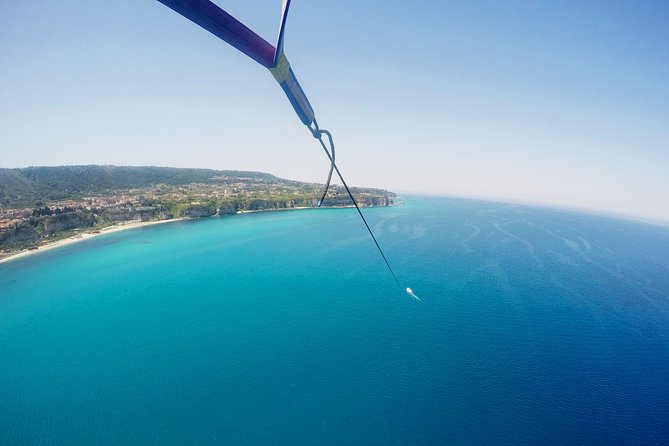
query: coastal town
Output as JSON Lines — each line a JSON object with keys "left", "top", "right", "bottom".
{"left": 0, "top": 166, "right": 396, "bottom": 260}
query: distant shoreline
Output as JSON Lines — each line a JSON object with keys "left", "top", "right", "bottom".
{"left": 0, "top": 204, "right": 386, "bottom": 265}
{"left": 235, "top": 204, "right": 362, "bottom": 214}
{"left": 0, "top": 218, "right": 185, "bottom": 265}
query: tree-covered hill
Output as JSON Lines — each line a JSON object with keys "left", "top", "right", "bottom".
{"left": 0, "top": 165, "right": 292, "bottom": 208}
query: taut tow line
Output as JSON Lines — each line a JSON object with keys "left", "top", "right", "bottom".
{"left": 156, "top": 0, "right": 418, "bottom": 300}
{"left": 310, "top": 119, "right": 403, "bottom": 292}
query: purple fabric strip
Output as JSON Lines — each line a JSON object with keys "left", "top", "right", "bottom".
{"left": 157, "top": 0, "right": 276, "bottom": 68}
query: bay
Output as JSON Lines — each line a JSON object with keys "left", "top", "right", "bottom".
{"left": 1, "top": 197, "right": 668, "bottom": 444}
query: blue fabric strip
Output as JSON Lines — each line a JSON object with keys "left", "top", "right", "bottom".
{"left": 157, "top": 0, "right": 276, "bottom": 68}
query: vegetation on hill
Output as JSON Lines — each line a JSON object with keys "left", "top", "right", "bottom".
{"left": 0, "top": 165, "right": 286, "bottom": 208}
{"left": 0, "top": 165, "right": 396, "bottom": 256}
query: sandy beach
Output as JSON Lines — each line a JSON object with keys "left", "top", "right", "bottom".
{"left": 0, "top": 208, "right": 319, "bottom": 265}
{"left": 0, "top": 219, "right": 184, "bottom": 265}
{"left": 0, "top": 204, "right": 384, "bottom": 265}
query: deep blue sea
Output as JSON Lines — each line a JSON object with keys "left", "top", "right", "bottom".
{"left": 1, "top": 196, "right": 668, "bottom": 445}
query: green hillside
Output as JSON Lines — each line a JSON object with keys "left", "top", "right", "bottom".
{"left": 0, "top": 165, "right": 287, "bottom": 208}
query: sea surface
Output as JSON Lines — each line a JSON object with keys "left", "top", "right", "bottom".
{"left": 1, "top": 196, "right": 668, "bottom": 445}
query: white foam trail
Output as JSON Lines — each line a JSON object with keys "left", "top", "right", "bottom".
{"left": 406, "top": 287, "right": 421, "bottom": 302}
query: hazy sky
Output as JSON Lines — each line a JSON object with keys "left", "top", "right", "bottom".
{"left": 1, "top": 1, "right": 667, "bottom": 221}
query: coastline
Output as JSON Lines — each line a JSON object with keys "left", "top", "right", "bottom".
{"left": 0, "top": 208, "right": 337, "bottom": 265}
{"left": 0, "top": 203, "right": 395, "bottom": 266}
{"left": 0, "top": 218, "right": 184, "bottom": 265}
{"left": 234, "top": 204, "right": 364, "bottom": 214}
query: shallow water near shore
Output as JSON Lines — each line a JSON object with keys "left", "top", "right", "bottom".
{"left": 1, "top": 197, "right": 669, "bottom": 444}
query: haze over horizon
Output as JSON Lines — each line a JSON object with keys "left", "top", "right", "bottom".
{"left": 1, "top": 1, "right": 667, "bottom": 222}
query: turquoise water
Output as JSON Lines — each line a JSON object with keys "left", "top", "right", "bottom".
{"left": 1, "top": 197, "right": 668, "bottom": 444}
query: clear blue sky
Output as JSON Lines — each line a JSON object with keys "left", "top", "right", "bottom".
{"left": 1, "top": 1, "right": 667, "bottom": 221}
